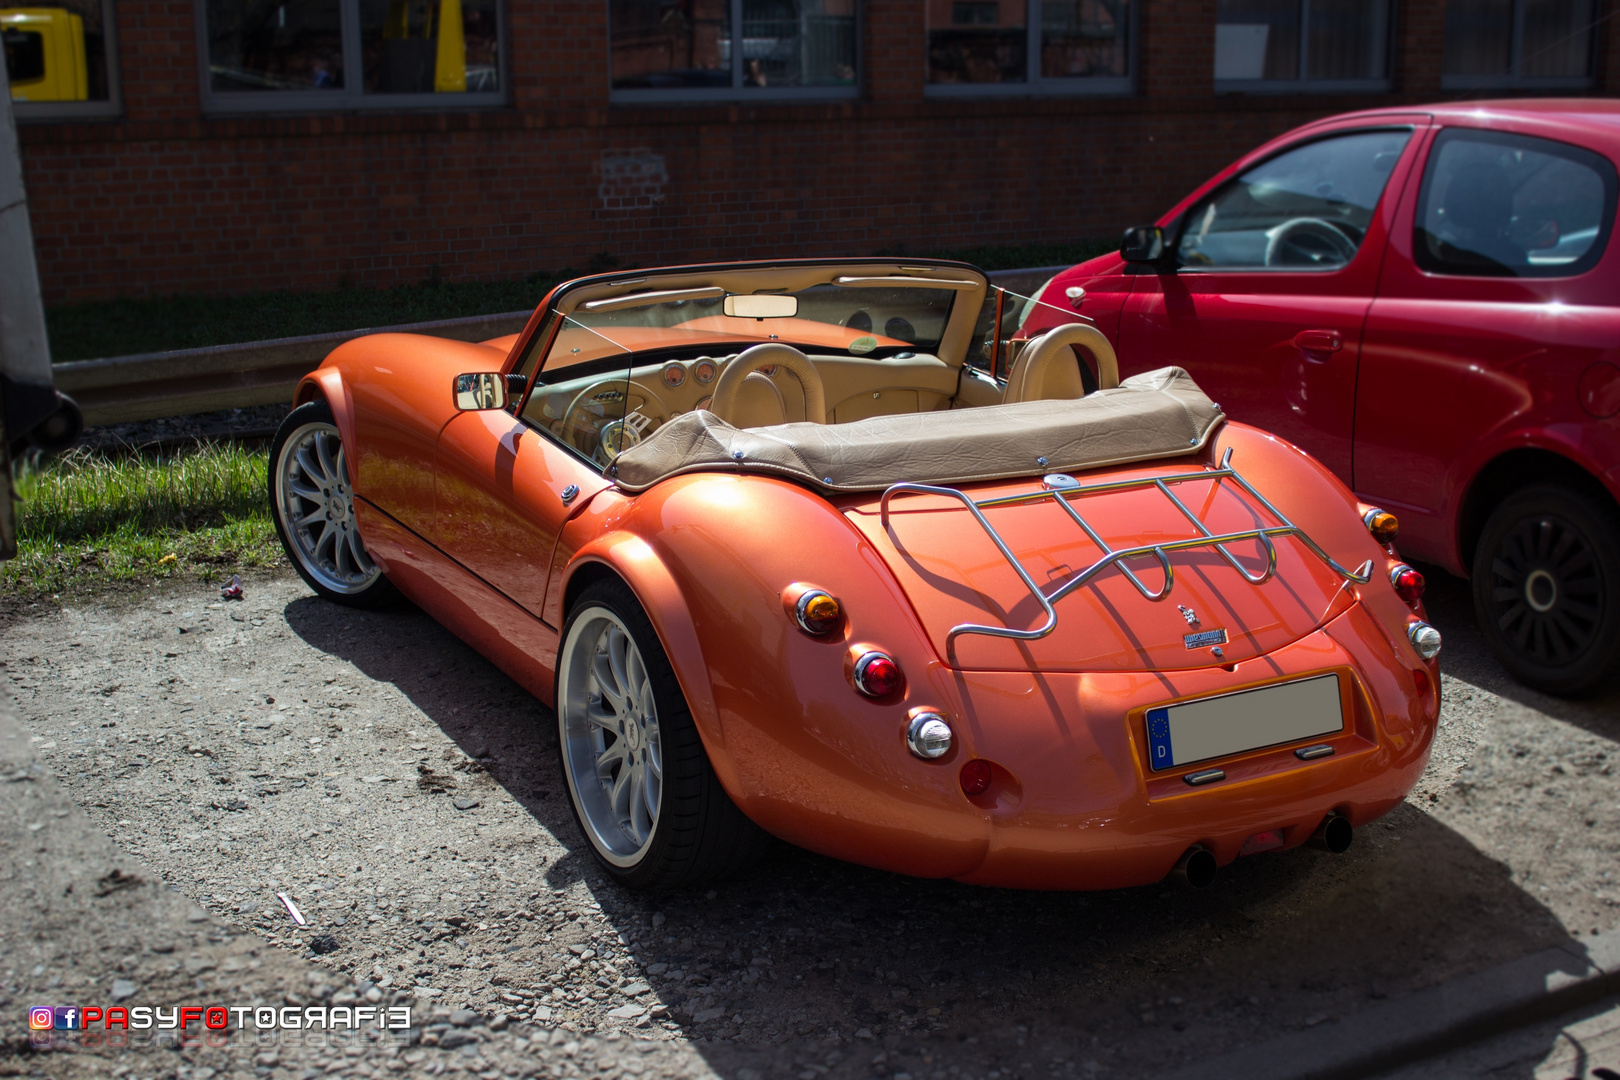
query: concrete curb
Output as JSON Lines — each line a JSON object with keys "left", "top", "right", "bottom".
{"left": 54, "top": 265, "right": 1071, "bottom": 427}
{"left": 1158, "top": 927, "right": 1620, "bottom": 1080}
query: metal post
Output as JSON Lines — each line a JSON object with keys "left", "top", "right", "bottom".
{"left": 0, "top": 53, "right": 65, "bottom": 558}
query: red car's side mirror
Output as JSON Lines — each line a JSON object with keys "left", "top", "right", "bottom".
{"left": 1121, "top": 225, "right": 1168, "bottom": 265}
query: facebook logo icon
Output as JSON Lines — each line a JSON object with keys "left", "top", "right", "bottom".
{"left": 53, "top": 1006, "right": 80, "bottom": 1030}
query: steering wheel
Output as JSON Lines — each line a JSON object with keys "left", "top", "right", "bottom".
{"left": 1264, "top": 218, "right": 1358, "bottom": 268}
{"left": 558, "top": 378, "right": 669, "bottom": 465}
{"left": 708, "top": 343, "right": 828, "bottom": 426}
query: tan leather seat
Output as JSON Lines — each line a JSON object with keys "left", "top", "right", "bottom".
{"left": 708, "top": 343, "right": 828, "bottom": 428}
{"left": 1002, "top": 323, "right": 1121, "bottom": 404}
{"left": 725, "top": 372, "right": 788, "bottom": 428}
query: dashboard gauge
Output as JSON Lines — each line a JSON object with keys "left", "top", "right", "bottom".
{"left": 693, "top": 359, "right": 717, "bottom": 384}
{"left": 758, "top": 365, "right": 777, "bottom": 377}
{"left": 662, "top": 363, "right": 687, "bottom": 388}
{"left": 695, "top": 396, "right": 713, "bottom": 412}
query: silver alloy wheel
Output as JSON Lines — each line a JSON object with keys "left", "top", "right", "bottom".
{"left": 275, "top": 421, "right": 380, "bottom": 595}
{"left": 559, "top": 606, "right": 663, "bottom": 867}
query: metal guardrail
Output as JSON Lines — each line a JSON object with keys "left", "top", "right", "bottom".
{"left": 52, "top": 266, "right": 1070, "bottom": 427}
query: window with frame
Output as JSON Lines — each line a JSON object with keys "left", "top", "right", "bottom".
{"left": 4, "top": 0, "right": 120, "bottom": 119}
{"left": 1414, "top": 128, "right": 1616, "bottom": 278}
{"left": 1213, "top": 0, "right": 1390, "bottom": 91}
{"left": 1442, "top": 0, "right": 1594, "bottom": 88}
{"left": 199, "top": 0, "right": 504, "bottom": 111}
{"left": 1175, "top": 128, "right": 1412, "bottom": 271}
{"left": 610, "top": 0, "right": 858, "bottom": 102}
{"left": 925, "top": 0, "right": 1132, "bottom": 95}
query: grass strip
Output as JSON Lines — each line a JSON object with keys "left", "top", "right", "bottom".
{"left": 46, "top": 241, "right": 1114, "bottom": 362}
{"left": 3, "top": 444, "right": 282, "bottom": 600}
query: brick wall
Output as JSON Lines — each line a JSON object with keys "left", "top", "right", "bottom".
{"left": 17, "top": 0, "right": 1620, "bottom": 303}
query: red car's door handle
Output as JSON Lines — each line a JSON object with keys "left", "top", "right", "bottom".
{"left": 1295, "top": 330, "right": 1344, "bottom": 353}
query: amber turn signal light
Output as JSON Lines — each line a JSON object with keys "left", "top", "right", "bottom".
{"left": 1363, "top": 507, "right": 1399, "bottom": 545}
{"left": 1389, "top": 563, "right": 1425, "bottom": 605}
{"left": 795, "top": 590, "right": 842, "bottom": 635}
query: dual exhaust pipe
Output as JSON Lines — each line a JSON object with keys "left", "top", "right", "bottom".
{"left": 1171, "top": 814, "right": 1353, "bottom": 889}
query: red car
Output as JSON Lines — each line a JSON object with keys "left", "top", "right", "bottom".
{"left": 1023, "top": 99, "right": 1620, "bottom": 695}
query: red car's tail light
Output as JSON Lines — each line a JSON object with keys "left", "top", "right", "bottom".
{"left": 794, "top": 590, "right": 842, "bottom": 635}
{"left": 1390, "top": 563, "right": 1425, "bottom": 604}
{"left": 1363, "top": 508, "right": 1399, "bottom": 545}
{"left": 852, "top": 651, "right": 902, "bottom": 698}
{"left": 960, "top": 759, "right": 992, "bottom": 795}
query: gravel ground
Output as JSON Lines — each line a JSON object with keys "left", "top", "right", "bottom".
{"left": 1, "top": 566, "right": 1615, "bottom": 1080}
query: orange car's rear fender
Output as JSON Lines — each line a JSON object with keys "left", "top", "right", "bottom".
{"left": 551, "top": 476, "right": 998, "bottom": 878}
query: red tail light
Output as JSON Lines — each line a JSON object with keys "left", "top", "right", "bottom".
{"left": 960, "top": 759, "right": 992, "bottom": 796}
{"left": 1390, "top": 564, "right": 1425, "bottom": 605}
{"left": 852, "top": 651, "right": 902, "bottom": 698}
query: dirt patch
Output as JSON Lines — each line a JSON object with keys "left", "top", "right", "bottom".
{"left": 1, "top": 568, "right": 1614, "bottom": 1080}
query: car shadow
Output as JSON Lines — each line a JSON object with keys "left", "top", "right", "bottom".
{"left": 282, "top": 591, "right": 1597, "bottom": 1079}
{"left": 1415, "top": 562, "right": 1620, "bottom": 743}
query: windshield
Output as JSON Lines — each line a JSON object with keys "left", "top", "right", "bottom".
{"left": 537, "top": 281, "right": 960, "bottom": 381}
{"left": 518, "top": 266, "right": 978, "bottom": 468}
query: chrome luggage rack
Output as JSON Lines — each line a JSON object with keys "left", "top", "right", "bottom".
{"left": 879, "top": 447, "right": 1375, "bottom": 662}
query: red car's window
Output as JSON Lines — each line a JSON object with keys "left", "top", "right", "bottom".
{"left": 1175, "top": 128, "right": 1412, "bottom": 270}
{"left": 1414, "top": 128, "right": 1618, "bottom": 278}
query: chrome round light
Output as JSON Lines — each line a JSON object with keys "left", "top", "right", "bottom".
{"left": 794, "top": 590, "right": 841, "bottom": 635}
{"left": 852, "top": 651, "right": 902, "bottom": 698}
{"left": 1408, "top": 621, "right": 1442, "bottom": 660}
{"left": 1363, "top": 507, "right": 1400, "bottom": 545}
{"left": 905, "top": 712, "right": 953, "bottom": 760}
{"left": 1389, "top": 563, "right": 1426, "bottom": 604}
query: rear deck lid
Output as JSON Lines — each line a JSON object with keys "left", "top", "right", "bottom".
{"left": 842, "top": 454, "right": 1367, "bottom": 673}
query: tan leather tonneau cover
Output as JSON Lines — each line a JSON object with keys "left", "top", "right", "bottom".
{"left": 609, "top": 366, "right": 1224, "bottom": 494}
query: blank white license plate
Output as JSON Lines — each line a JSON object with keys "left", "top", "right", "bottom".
{"left": 1145, "top": 673, "right": 1344, "bottom": 771}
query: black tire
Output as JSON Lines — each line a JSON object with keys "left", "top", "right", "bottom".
{"left": 268, "top": 399, "right": 398, "bottom": 609}
{"left": 556, "top": 578, "right": 772, "bottom": 891}
{"left": 1472, "top": 483, "right": 1620, "bottom": 696}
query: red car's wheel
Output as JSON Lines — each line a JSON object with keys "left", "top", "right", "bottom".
{"left": 269, "top": 399, "right": 397, "bottom": 608}
{"left": 557, "top": 578, "right": 770, "bottom": 891}
{"left": 1472, "top": 484, "right": 1620, "bottom": 696}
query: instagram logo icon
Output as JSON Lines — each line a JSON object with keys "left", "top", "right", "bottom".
{"left": 27, "top": 1007, "right": 53, "bottom": 1030}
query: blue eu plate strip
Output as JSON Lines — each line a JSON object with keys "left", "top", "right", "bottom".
{"left": 1146, "top": 707, "right": 1174, "bottom": 771}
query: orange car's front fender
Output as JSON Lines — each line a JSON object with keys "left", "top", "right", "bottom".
{"left": 293, "top": 367, "right": 361, "bottom": 488}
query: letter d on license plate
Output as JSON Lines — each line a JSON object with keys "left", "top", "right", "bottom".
{"left": 1146, "top": 673, "right": 1344, "bottom": 771}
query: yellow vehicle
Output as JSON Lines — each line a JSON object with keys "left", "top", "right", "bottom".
{"left": 2, "top": 7, "right": 88, "bottom": 101}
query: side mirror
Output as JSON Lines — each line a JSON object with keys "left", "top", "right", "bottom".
{"left": 1120, "top": 225, "right": 1168, "bottom": 265}
{"left": 454, "top": 372, "right": 507, "bottom": 411}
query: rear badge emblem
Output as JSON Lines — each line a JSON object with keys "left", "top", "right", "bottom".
{"left": 1184, "top": 628, "right": 1229, "bottom": 650}
{"left": 1178, "top": 605, "right": 1200, "bottom": 626}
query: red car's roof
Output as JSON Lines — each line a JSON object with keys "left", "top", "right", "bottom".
{"left": 1293, "top": 98, "right": 1620, "bottom": 154}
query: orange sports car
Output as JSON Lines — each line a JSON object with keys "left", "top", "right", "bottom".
{"left": 269, "top": 258, "right": 1442, "bottom": 892}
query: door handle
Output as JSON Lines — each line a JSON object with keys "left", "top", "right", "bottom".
{"left": 1294, "top": 330, "right": 1344, "bottom": 353}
